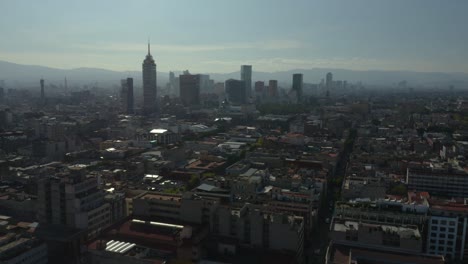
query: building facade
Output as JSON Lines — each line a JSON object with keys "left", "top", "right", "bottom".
{"left": 142, "top": 43, "right": 157, "bottom": 114}
{"left": 225, "top": 79, "right": 246, "bottom": 105}
{"left": 120, "top": 77, "right": 134, "bottom": 114}
{"left": 292, "top": 73, "right": 303, "bottom": 102}
{"left": 241, "top": 65, "right": 252, "bottom": 99}
{"left": 37, "top": 165, "right": 111, "bottom": 239}
{"left": 179, "top": 74, "right": 201, "bottom": 106}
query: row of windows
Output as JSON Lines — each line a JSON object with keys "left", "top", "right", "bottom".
{"left": 429, "top": 246, "right": 454, "bottom": 252}
{"left": 430, "top": 226, "right": 455, "bottom": 233}
{"left": 430, "top": 232, "right": 455, "bottom": 239}
{"left": 431, "top": 219, "right": 457, "bottom": 226}
{"left": 429, "top": 239, "right": 454, "bottom": 246}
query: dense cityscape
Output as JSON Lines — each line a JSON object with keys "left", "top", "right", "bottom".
{"left": 1, "top": 1, "right": 468, "bottom": 264}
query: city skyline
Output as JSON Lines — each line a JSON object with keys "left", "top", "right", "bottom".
{"left": 0, "top": 0, "right": 467, "bottom": 73}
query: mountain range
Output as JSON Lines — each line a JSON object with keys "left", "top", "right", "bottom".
{"left": 1, "top": 60, "right": 467, "bottom": 89}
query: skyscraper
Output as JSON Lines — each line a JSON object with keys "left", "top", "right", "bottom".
{"left": 121, "top": 77, "right": 134, "bottom": 114}
{"left": 292, "top": 73, "right": 303, "bottom": 102}
{"left": 40, "top": 78, "right": 45, "bottom": 102}
{"left": 179, "top": 73, "right": 201, "bottom": 106}
{"left": 326, "top": 72, "right": 333, "bottom": 91}
{"left": 225, "top": 79, "right": 246, "bottom": 105}
{"left": 254, "top": 81, "right": 265, "bottom": 101}
{"left": 241, "top": 65, "right": 252, "bottom": 100}
{"left": 142, "top": 42, "right": 157, "bottom": 114}
{"left": 268, "top": 80, "right": 278, "bottom": 97}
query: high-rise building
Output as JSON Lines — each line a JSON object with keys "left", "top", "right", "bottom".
{"left": 37, "top": 165, "right": 111, "bottom": 239}
{"left": 254, "top": 81, "right": 264, "bottom": 93}
{"left": 142, "top": 42, "right": 157, "bottom": 114}
{"left": 40, "top": 78, "right": 45, "bottom": 101}
{"left": 179, "top": 74, "right": 201, "bottom": 106}
{"left": 241, "top": 65, "right": 252, "bottom": 99}
{"left": 199, "top": 74, "right": 211, "bottom": 93}
{"left": 326, "top": 72, "right": 333, "bottom": 91}
{"left": 292, "top": 73, "right": 303, "bottom": 102}
{"left": 254, "top": 81, "right": 264, "bottom": 101}
{"left": 225, "top": 79, "right": 246, "bottom": 105}
{"left": 120, "top": 77, "right": 134, "bottom": 114}
{"left": 169, "top": 71, "right": 177, "bottom": 96}
{"left": 268, "top": 80, "right": 278, "bottom": 97}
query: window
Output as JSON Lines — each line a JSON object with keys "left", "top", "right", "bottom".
{"left": 432, "top": 219, "right": 438, "bottom": 224}
{"left": 449, "top": 228, "right": 455, "bottom": 233}
{"left": 440, "top": 227, "right": 446, "bottom": 232}
{"left": 441, "top": 220, "right": 447, "bottom": 225}
{"left": 448, "top": 234, "right": 454, "bottom": 239}
{"left": 431, "top": 226, "right": 437, "bottom": 231}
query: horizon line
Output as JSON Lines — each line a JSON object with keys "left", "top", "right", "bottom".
{"left": 1, "top": 59, "right": 467, "bottom": 76}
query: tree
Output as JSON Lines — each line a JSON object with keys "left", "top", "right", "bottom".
{"left": 186, "top": 174, "right": 200, "bottom": 190}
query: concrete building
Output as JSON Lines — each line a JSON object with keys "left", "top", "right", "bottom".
{"left": 292, "top": 73, "right": 303, "bottom": 102}
{"left": 132, "top": 192, "right": 181, "bottom": 220}
{"left": 179, "top": 73, "right": 201, "bottom": 106}
{"left": 132, "top": 191, "right": 219, "bottom": 225}
{"left": 427, "top": 200, "right": 468, "bottom": 260}
{"left": 331, "top": 220, "right": 423, "bottom": 254}
{"left": 40, "top": 78, "right": 45, "bottom": 102}
{"left": 326, "top": 72, "right": 333, "bottom": 92}
{"left": 407, "top": 163, "right": 468, "bottom": 198}
{"left": 254, "top": 81, "right": 264, "bottom": 102}
{"left": 268, "top": 80, "right": 278, "bottom": 98}
{"left": 142, "top": 42, "right": 157, "bottom": 115}
{"left": 120, "top": 77, "right": 134, "bottom": 114}
{"left": 37, "top": 165, "right": 111, "bottom": 239}
{"left": 241, "top": 65, "right": 252, "bottom": 98}
{"left": 0, "top": 235, "right": 48, "bottom": 264}
{"left": 212, "top": 204, "right": 304, "bottom": 262}
{"left": 225, "top": 79, "right": 246, "bottom": 105}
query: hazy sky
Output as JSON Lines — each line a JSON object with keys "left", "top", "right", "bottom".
{"left": 0, "top": 0, "right": 467, "bottom": 73}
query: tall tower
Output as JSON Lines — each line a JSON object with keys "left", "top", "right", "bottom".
{"left": 292, "top": 73, "right": 303, "bottom": 102}
{"left": 241, "top": 65, "right": 252, "bottom": 100}
{"left": 326, "top": 72, "right": 333, "bottom": 92}
{"left": 121, "top": 78, "right": 134, "bottom": 114}
{"left": 40, "top": 78, "right": 45, "bottom": 101}
{"left": 142, "top": 41, "right": 157, "bottom": 115}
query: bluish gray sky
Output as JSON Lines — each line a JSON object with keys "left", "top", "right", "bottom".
{"left": 0, "top": 0, "right": 467, "bottom": 73}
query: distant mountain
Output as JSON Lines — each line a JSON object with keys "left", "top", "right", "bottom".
{"left": 0, "top": 60, "right": 467, "bottom": 89}
{"left": 209, "top": 69, "right": 468, "bottom": 88}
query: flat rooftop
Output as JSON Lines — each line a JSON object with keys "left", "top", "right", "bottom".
{"left": 141, "top": 193, "right": 181, "bottom": 203}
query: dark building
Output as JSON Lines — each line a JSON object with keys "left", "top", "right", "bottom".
{"left": 179, "top": 74, "right": 201, "bottom": 106}
{"left": 326, "top": 72, "right": 333, "bottom": 91}
{"left": 292, "top": 73, "right": 303, "bottom": 102}
{"left": 268, "top": 80, "right": 278, "bottom": 97}
{"left": 254, "top": 81, "right": 265, "bottom": 101}
{"left": 40, "top": 78, "right": 45, "bottom": 101}
{"left": 225, "top": 79, "right": 246, "bottom": 105}
{"left": 0, "top": 87, "right": 4, "bottom": 103}
{"left": 241, "top": 65, "right": 252, "bottom": 98}
{"left": 120, "top": 77, "right": 134, "bottom": 114}
{"left": 142, "top": 42, "right": 157, "bottom": 114}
